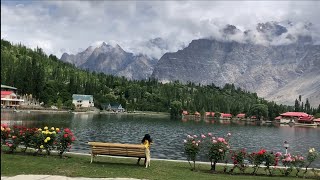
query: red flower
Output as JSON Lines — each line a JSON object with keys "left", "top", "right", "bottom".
{"left": 63, "top": 134, "right": 68, "bottom": 138}
{"left": 71, "top": 137, "right": 76, "bottom": 141}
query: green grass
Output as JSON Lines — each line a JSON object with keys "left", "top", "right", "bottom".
{"left": 1, "top": 148, "right": 319, "bottom": 180}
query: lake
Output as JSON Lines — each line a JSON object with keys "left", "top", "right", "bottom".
{"left": 1, "top": 111, "right": 320, "bottom": 167}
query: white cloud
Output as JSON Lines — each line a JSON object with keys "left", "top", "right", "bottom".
{"left": 1, "top": 1, "right": 319, "bottom": 59}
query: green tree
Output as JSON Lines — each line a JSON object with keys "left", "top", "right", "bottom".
{"left": 248, "top": 104, "right": 268, "bottom": 121}
{"left": 170, "top": 101, "right": 182, "bottom": 117}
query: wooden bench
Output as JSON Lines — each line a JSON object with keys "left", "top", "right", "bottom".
{"left": 88, "top": 142, "right": 146, "bottom": 163}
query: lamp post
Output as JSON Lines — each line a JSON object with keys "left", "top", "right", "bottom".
{"left": 283, "top": 141, "right": 289, "bottom": 154}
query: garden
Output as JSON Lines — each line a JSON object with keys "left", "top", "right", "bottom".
{"left": 1, "top": 123, "right": 320, "bottom": 179}
{"left": 183, "top": 132, "right": 319, "bottom": 178}
{"left": 1, "top": 123, "right": 76, "bottom": 157}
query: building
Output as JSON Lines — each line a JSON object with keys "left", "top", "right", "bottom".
{"left": 102, "top": 103, "right": 124, "bottom": 112}
{"left": 236, "top": 113, "right": 246, "bottom": 119}
{"left": 72, "top": 94, "right": 94, "bottom": 108}
{"left": 220, "top": 113, "right": 232, "bottom": 119}
{"left": 1, "top": 85, "right": 24, "bottom": 108}
{"left": 278, "top": 112, "right": 309, "bottom": 124}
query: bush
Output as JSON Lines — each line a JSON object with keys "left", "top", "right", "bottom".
{"left": 183, "top": 135, "right": 201, "bottom": 170}
{"left": 56, "top": 128, "right": 76, "bottom": 158}
{"left": 1, "top": 124, "right": 76, "bottom": 157}
{"left": 230, "top": 148, "right": 247, "bottom": 173}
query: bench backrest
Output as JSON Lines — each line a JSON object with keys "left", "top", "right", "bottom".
{"left": 88, "top": 142, "right": 146, "bottom": 158}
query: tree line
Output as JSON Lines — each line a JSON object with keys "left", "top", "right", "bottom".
{"left": 1, "top": 39, "right": 320, "bottom": 119}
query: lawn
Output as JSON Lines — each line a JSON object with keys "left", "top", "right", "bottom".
{"left": 2, "top": 151, "right": 318, "bottom": 180}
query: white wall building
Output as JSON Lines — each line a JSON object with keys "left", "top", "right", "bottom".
{"left": 72, "top": 94, "right": 94, "bottom": 108}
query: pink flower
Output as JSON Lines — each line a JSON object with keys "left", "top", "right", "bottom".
{"left": 12, "top": 136, "right": 17, "bottom": 139}
{"left": 71, "top": 137, "right": 76, "bottom": 141}
{"left": 64, "top": 128, "right": 71, "bottom": 133}
{"left": 208, "top": 133, "right": 212, "bottom": 136}
{"left": 219, "top": 149, "right": 223, "bottom": 152}
{"left": 217, "top": 137, "right": 225, "bottom": 142}
{"left": 197, "top": 140, "right": 201, "bottom": 143}
{"left": 275, "top": 152, "right": 282, "bottom": 157}
{"left": 193, "top": 135, "right": 197, "bottom": 138}
{"left": 63, "top": 134, "right": 68, "bottom": 138}
{"left": 201, "top": 134, "right": 206, "bottom": 138}
{"left": 192, "top": 141, "right": 196, "bottom": 144}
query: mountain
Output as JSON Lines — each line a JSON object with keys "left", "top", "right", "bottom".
{"left": 152, "top": 39, "right": 320, "bottom": 107}
{"left": 60, "top": 42, "right": 157, "bottom": 80}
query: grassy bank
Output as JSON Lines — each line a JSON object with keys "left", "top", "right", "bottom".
{"left": 1, "top": 151, "right": 319, "bottom": 180}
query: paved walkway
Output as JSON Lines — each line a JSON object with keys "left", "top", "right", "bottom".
{"left": 1, "top": 175, "right": 145, "bottom": 180}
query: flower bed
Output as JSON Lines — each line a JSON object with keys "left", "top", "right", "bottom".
{"left": 1, "top": 123, "right": 76, "bottom": 157}
{"left": 183, "top": 132, "right": 319, "bottom": 177}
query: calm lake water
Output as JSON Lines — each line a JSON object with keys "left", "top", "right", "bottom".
{"left": 1, "top": 111, "right": 320, "bottom": 167}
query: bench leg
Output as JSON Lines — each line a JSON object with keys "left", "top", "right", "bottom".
{"left": 90, "top": 154, "right": 94, "bottom": 163}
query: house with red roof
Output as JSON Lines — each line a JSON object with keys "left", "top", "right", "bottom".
{"left": 236, "top": 113, "right": 245, "bottom": 119}
{"left": 279, "top": 112, "right": 310, "bottom": 124}
{"left": 194, "top": 111, "right": 200, "bottom": 116}
{"left": 220, "top": 113, "right": 232, "bottom": 119}
{"left": 1, "top": 89, "right": 24, "bottom": 108}
{"left": 182, "top": 110, "right": 188, "bottom": 115}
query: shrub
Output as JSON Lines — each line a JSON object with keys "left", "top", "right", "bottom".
{"left": 206, "top": 133, "right": 231, "bottom": 171}
{"left": 1, "top": 124, "right": 11, "bottom": 145}
{"left": 183, "top": 134, "right": 201, "bottom": 170}
{"left": 248, "top": 149, "right": 266, "bottom": 175}
{"left": 56, "top": 128, "right": 76, "bottom": 158}
{"left": 303, "top": 148, "right": 318, "bottom": 175}
{"left": 230, "top": 148, "right": 247, "bottom": 173}
{"left": 280, "top": 153, "right": 294, "bottom": 176}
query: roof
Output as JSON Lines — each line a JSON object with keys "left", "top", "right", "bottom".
{"left": 194, "top": 111, "right": 200, "bottom": 115}
{"left": 275, "top": 116, "right": 282, "bottom": 120}
{"left": 298, "top": 116, "right": 314, "bottom": 121}
{"left": 182, "top": 111, "right": 188, "bottom": 115}
{"left": 72, "top": 94, "right": 93, "bottom": 101}
{"left": 236, "top": 113, "right": 245, "bottom": 118}
{"left": 221, "top": 113, "right": 232, "bottom": 117}
{"left": 1, "top": 85, "right": 17, "bottom": 90}
{"left": 1, "top": 91, "right": 14, "bottom": 95}
{"left": 313, "top": 118, "right": 320, "bottom": 122}
{"left": 280, "top": 112, "right": 309, "bottom": 117}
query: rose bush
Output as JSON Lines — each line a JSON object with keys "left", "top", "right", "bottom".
{"left": 183, "top": 134, "right": 201, "bottom": 170}
{"left": 230, "top": 148, "right": 247, "bottom": 173}
{"left": 56, "top": 128, "right": 76, "bottom": 158}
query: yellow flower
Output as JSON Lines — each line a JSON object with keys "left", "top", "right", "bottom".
{"left": 51, "top": 127, "right": 55, "bottom": 131}
{"left": 56, "top": 128, "right": 60, "bottom": 132}
{"left": 49, "top": 132, "right": 52, "bottom": 135}
{"left": 1, "top": 127, "right": 4, "bottom": 131}
{"left": 42, "top": 131, "right": 45, "bottom": 134}
{"left": 46, "top": 137, "right": 51, "bottom": 141}
{"left": 52, "top": 131, "right": 56, "bottom": 134}
{"left": 44, "top": 139, "right": 48, "bottom": 143}
{"left": 44, "top": 126, "right": 48, "bottom": 130}
{"left": 38, "top": 128, "right": 42, "bottom": 131}
{"left": 40, "top": 145, "right": 44, "bottom": 149}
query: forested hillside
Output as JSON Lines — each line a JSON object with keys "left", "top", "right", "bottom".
{"left": 2, "top": 39, "right": 318, "bottom": 119}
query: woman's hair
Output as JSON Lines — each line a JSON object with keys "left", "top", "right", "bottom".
{"left": 141, "top": 134, "right": 152, "bottom": 143}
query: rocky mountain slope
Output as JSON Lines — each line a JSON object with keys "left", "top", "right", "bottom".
{"left": 152, "top": 39, "right": 320, "bottom": 106}
{"left": 60, "top": 42, "right": 157, "bottom": 80}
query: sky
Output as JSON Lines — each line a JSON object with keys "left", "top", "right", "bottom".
{"left": 1, "top": 1, "right": 320, "bottom": 59}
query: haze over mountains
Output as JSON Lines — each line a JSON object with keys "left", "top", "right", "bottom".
{"left": 60, "top": 21, "right": 320, "bottom": 107}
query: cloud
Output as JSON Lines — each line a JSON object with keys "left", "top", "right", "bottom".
{"left": 1, "top": 1, "right": 319, "bottom": 59}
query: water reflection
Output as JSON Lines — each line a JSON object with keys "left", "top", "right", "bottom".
{"left": 1, "top": 111, "right": 320, "bottom": 167}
